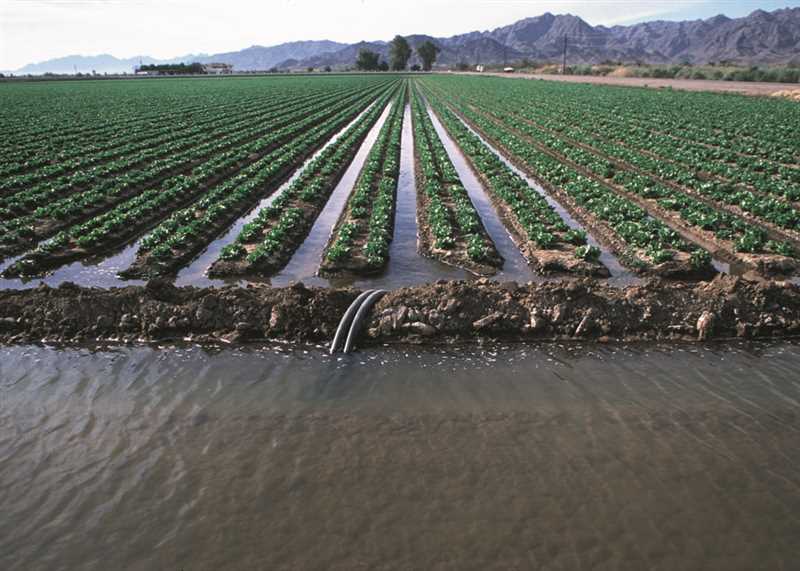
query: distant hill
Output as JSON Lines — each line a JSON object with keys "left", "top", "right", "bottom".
{"left": 285, "top": 8, "right": 800, "bottom": 69}
{"left": 7, "top": 8, "right": 800, "bottom": 75}
{"left": 5, "top": 54, "right": 189, "bottom": 75}
{"left": 7, "top": 40, "right": 345, "bottom": 75}
{"left": 192, "top": 40, "right": 347, "bottom": 71}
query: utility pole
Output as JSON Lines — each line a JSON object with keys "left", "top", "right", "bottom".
{"left": 561, "top": 35, "right": 568, "bottom": 75}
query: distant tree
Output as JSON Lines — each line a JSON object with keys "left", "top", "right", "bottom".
{"left": 356, "top": 49, "right": 381, "bottom": 71}
{"left": 456, "top": 62, "right": 469, "bottom": 71}
{"left": 138, "top": 62, "right": 205, "bottom": 75}
{"left": 410, "top": 64, "right": 421, "bottom": 72}
{"left": 378, "top": 60, "right": 390, "bottom": 72}
{"left": 268, "top": 66, "right": 279, "bottom": 73}
{"left": 324, "top": 65, "right": 332, "bottom": 72}
{"left": 389, "top": 35, "right": 412, "bottom": 71}
{"left": 307, "top": 66, "right": 315, "bottom": 72}
{"left": 416, "top": 40, "right": 441, "bottom": 71}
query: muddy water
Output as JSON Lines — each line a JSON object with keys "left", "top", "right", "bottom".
{"left": 2, "top": 341, "right": 800, "bottom": 570}
{"left": 427, "top": 104, "right": 536, "bottom": 283}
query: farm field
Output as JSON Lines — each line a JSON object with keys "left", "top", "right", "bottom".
{"left": 1, "top": 74, "right": 799, "bottom": 290}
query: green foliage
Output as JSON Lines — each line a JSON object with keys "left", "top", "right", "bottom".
{"left": 219, "top": 243, "right": 246, "bottom": 261}
{"left": 417, "top": 41, "right": 441, "bottom": 72}
{"left": 389, "top": 36, "right": 412, "bottom": 71}
{"left": 575, "top": 245, "right": 601, "bottom": 262}
{"left": 766, "top": 240, "right": 796, "bottom": 258}
{"left": 563, "top": 229, "right": 587, "bottom": 245}
{"left": 690, "top": 249, "right": 712, "bottom": 269}
{"left": 356, "top": 50, "right": 381, "bottom": 72}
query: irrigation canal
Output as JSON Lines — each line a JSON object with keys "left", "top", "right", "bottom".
{"left": 2, "top": 340, "right": 799, "bottom": 569}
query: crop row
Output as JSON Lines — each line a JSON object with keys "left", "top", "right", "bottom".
{"left": 422, "top": 87, "right": 609, "bottom": 277}
{"left": 410, "top": 87, "right": 501, "bottom": 274}
{"left": 514, "top": 77, "right": 800, "bottom": 161}
{"left": 0, "top": 81, "right": 391, "bottom": 263}
{"left": 320, "top": 85, "right": 407, "bottom": 274}
{"left": 206, "top": 83, "right": 402, "bottom": 278}
{"left": 0, "top": 87, "right": 348, "bottom": 206}
{"left": 481, "top": 82, "right": 800, "bottom": 198}
{"left": 422, "top": 78, "right": 798, "bottom": 273}
{"left": 0, "top": 77, "right": 345, "bottom": 157}
{"left": 0, "top": 92, "right": 276, "bottom": 180}
{"left": 465, "top": 83, "right": 800, "bottom": 229}
{"left": 4, "top": 81, "right": 398, "bottom": 278}
{"left": 0, "top": 80, "right": 382, "bottom": 206}
{"left": 0, "top": 82, "right": 353, "bottom": 193}
{"left": 420, "top": 80, "right": 715, "bottom": 278}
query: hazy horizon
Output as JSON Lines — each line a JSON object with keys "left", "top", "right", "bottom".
{"left": 2, "top": 0, "right": 799, "bottom": 71}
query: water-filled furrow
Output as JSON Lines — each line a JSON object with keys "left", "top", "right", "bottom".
{"left": 265, "top": 102, "right": 395, "bottom": 286}
{"left": 173, "top": 101, "right": 382, "bottom": 288}
{"left": 344, "top": 104, "right": 471, "bottom": 289}
{"left": 426, "top": 103, "right": 534, "bottom": 283}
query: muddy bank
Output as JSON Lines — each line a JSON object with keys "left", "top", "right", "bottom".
{"left": 0, "top": 276, "right": 799, "bottom": 345}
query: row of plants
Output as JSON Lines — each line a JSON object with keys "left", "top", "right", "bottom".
{"left": 553, "top": 86, "right": 800, "bottom": 172}
{"left": 0, "top": 80, "right": 222, "bottom": 153}
{"left": 0, "top": 83, "right": 351, "bottom": 194}
{"left": 421, "top": 86, "right": 609, "bottom": 275}
{"left": 0, "top": 92, "right": 268, "bottom": 180}
{"left": 454, "top": 91, "right": 798, "bottom": 259}
{"left": 3, "top": 81, "right": 399, "bottom": 278}
{"left": 320, "top": 84, "right": 406, "bottom": 274}
{"left": 207, "top": 83, "right": 402, "bottom": 277}
{"left": 0, "top": 81, "right": 392, "bottom": 262}
{"left": 485, "top": 84, "right": 800, "bottom": 199}
{"left": 421, "top": 80, "right": 715, "bottom": 276}
{"left": 409, "top": 87, "right": 501, "bottom": 274}
{"left": 472, "top": 92, "right": 797, "bottom": 255}
{"left": 0, "top": 76, "right": 378, "bottom": 166}
{"left": 423, "top": 78, "right": 798, "bottom": 267}
{"left": 0, "top": 81, "right": 378, "bottom": 216}
{"left": 480, "top": 87, "right": 800, "bottom": 220}
{"left": 427, "top": 75, "right": 799, "bottom": 171}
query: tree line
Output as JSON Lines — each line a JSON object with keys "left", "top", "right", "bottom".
{"left": 356, "top": 37, "right": 440, "bottom": 72}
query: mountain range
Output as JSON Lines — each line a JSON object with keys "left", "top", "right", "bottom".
{"left": 7, "top": 7, "right": 800, "bottom": 75}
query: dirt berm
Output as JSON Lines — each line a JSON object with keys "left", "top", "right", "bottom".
{"left": 0, "top": 276, "right": 799, "bottom": 345}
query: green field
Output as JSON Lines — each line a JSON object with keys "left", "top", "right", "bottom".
{"left": 1, "top": 74, "right": 799, "bottom": 284}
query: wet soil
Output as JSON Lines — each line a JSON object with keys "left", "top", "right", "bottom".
{"left": 1, "top": 275, "right": 799, "bottom": 346}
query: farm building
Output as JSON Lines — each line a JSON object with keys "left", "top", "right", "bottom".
{"left": 202, "top": 63, "right": 234, "bottom": 75}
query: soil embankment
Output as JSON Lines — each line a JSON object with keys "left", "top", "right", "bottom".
{"left": 1, "top": 277, "right": 799, "bottom": 345}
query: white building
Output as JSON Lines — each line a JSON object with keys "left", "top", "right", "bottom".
{"left": 203, "top": 63, "right": 234, "bottom": 75}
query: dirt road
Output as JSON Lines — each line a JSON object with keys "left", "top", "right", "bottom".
{"left": 457, "top": 71, "right": 799, "bottom": 97}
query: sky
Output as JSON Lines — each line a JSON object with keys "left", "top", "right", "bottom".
{"left": 1, "top": 0, "right": 799, "bottom": 70}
